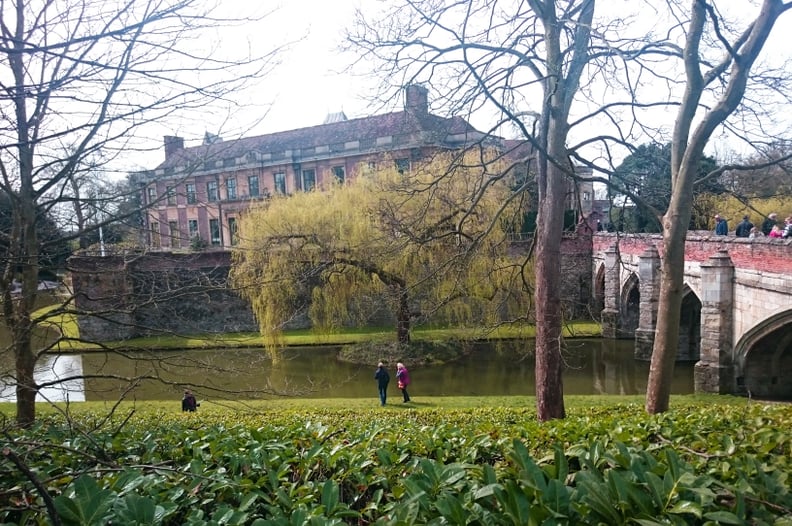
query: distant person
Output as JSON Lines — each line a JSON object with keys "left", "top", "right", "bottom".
{"left": 769, "top": 225, "right": 783, "bottom": 238}
{"left": 761, "top": 213, "right": 778, "bottom": 236}
{"left": 396, "top": 362, "right": 411, "bottom": 403}
{"left": 749, "top": 227, "right": 764, "bottom": 239}
{"left": 783, "top": 216, "right": 792, "bottom": 238}
{"left": 714, "top": 214, "right": 728, "bottom": 235}
{"left": 374, "top": 362, "right": 390, "bottom": 406}
{"left": 734, "top": 215, "right": 753, "bottom": 237}
{"left": 182, "top": 389, "right": 197, "bottom": 412}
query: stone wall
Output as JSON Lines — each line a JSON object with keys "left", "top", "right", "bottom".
{"left": 70, "top": 251, "right": 258, "bottom": 341}
{"left": 559, "top": 221, "right": 596, "bottom": 319}
{"left": 71, "top": 226, "right": 600, "bottom": 342}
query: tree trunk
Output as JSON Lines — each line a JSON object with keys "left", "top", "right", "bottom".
{"left": 534, "top": 195, "right": 566, "bottom": 420}
{"left": 14, "top": 332, "right": 37, "bottom": 428}
{"left": 533, "top": 134, "right": 568, "bottom": 421}
{"left": 645, "top": 214, "right": 687, "bottom": 413}
{"left": 396, "top": 284, "right": 410, "bottom": 345}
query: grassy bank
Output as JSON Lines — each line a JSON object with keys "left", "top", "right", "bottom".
{"left": 41, "top": 304, "right": 600, "bottom": 351}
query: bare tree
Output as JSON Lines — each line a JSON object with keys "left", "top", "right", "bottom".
{"left": 646, "top": 0, "right": 792, "bottom": 413}
{"left": 0, "top": 0, "right": 281, "bottom": 426}
{"left": 348, "top": 0, "right": 677, "bottom": 420}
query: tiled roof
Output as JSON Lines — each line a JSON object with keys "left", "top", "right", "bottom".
{"left": 157, "top": 110, "right": 480, "bottom": 170}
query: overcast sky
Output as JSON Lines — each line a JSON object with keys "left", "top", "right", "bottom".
{"left": 127, "top": 0, "right": 792, "bottom": 173}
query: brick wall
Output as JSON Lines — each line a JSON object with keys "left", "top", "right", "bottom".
{"left": 71, "top": 228, "right": 601, "bottom": 342}
{"left": 593, "top": 231, "right": 792, "bottom": 272}
{"left": 70, "top": 252, "right": 258, "bottom": 341}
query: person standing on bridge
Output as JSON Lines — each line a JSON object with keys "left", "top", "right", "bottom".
{"left": 761, "top": 213, "right": 778, "bottom": 236}
{"left": 714, "top": 214, "right": 728, "bottom": 236}
{"left": 735, "top": 215, "right": 753, "bottom": 238}
{"left": 783, "top": 216, "right": 792, "bottom": 238}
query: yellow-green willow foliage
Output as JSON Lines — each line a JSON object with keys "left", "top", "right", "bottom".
{"left": 231, "top": 149, "right": 532, "bottom": 347}
{"left": 693, "top": 192, "right": 792, "bottom": 230}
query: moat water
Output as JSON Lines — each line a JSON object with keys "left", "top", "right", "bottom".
{"left": 0, "top": 339, "right": 695, "bottom": 403}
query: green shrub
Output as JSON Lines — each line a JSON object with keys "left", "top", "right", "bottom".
{"left": 1, "top": 401, "right": 790, "bottom": 525}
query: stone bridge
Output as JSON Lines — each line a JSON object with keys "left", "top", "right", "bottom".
{"left": 591, "top": 232, "right": 792, "bottom": 399}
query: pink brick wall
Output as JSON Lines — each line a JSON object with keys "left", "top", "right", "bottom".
{"left": 593, "top": 232, "right": 792, "bottom": 273}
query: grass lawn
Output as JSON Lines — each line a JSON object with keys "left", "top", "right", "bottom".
{"left": 0, "top": 393, "right": 750, "bottom": 415}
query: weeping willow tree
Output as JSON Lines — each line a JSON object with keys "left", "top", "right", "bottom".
{"left": 231, "top": 150, "right": 531, "bottom": 348}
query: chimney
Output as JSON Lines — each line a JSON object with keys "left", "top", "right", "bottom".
{"left": 164, "top": 135, "right": 184, "bottom": 159}
{"left": 404, "top": 84, "right": 428, "bottom": 115}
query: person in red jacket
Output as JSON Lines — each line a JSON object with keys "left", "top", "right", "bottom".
{"left": 396, "top": 362, "right": 411, "bottom": 403}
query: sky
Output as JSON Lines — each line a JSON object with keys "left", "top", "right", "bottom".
{"left": 129, "top": 0, "right": 381, "bottom": 171}
{"left": 126, "top": 0, "right": 792, "bottom": 175}
{"left": 255, "top": 1, "right": 379, "bottom": 131}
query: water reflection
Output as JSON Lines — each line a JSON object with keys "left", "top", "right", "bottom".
{"left": 0, "top": 354, "right": 85, "bottom": 402}
{"left": 2, "top": 339, "right": 694, "bottom": 402}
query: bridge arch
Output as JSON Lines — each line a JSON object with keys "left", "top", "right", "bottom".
{"left": 734, "top": 310, "right": 792, "bottom": 400}
{"left": 593, "top": 262, "right": 605, "bottom": 319}
{"left": 620, "top": 272, "right": 639, "bottom": 337}
{"left": 679, "top": 286, "right": 701, "bottom": 361}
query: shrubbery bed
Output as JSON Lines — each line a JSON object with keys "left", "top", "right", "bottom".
{"left": 1, "top": 400, "right": 790, "bottom": 525}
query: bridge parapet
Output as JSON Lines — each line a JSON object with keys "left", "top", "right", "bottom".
{"left": 593, "top": 231, "right": 792, "bottom": 273}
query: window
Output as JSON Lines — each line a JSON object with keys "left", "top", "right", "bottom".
{"left": 248, "top": 175, "right": 260, "bottom": 197}
{"left": 207, "top": 180, "right": 219, "bottom": 202}
{"left": 228, "top": 217, "right": 238, "bottom": 245}
{"left": 147, "top": 186, "right": 157, "bottom": 204}
{"left": 274, "top": 172, "right": 286, "bottom": 194}
{"left": 168, "top": 221, "right": 179, "bottom": 247}
{"left": 360, "top": 160, "right": 376, "bottom": 176}
{"left": 150, "top": 221, "right": 160, "bottom": 248}
{"left": 226, "top": 178, "right": 237, "bottom": 200}
{"left": 332, "top": 165, "right": 345, "bottom": 183}
{"left": 209, "top": 219, "right": 221, "bottom": 245}
{"left": 395, "top": 158, "right": 410, "bottom": 174}
{"left": 583, "top": 191, "right": 591, "bottom": 201}
{"left": 301, "top": 169, "right": 316, "bottom": 191}
{"left": 166, "top": 186, "right": 176, "bottom": 205}
{"left": 186, "top": 183, "right": 196, "bottom": 204}
{"left": 188, "top": 219, "right": 199, "bottom": 239}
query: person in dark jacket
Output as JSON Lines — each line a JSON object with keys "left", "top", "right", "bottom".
{"left": 374, "top": 362, "right": 390, "bottom": 406}
{"left": 714, "top": 214, "right": 728, "bottom": 235}
{"left": 182, "top": 389, "right": 197, "bottom": 412}
{"left": 761, "top": 213, "right": 778, "bottom": 236}
{"left": 735, "top": 215, "right": 753, "bottom": 237}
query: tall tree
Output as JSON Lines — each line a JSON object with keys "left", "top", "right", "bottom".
{"left": 612, "top": 142, "right": 720, "bottom": 232}
{"left": 0, "top": 0, "right": 279, "bottom": 426}
{"left": 348, "top": 0, "right": 669, "bottom": 420}
{"left": 231, "top": 151, "right": 528, "bottom": 348}
{"left": 646, "top": 0, "right": 792, "bottom": 413}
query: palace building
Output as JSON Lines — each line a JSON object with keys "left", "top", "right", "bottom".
{"left": 131, "top": 85, "right": 491, "bottom": 250}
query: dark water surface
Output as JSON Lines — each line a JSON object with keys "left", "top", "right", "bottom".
{"left": 1, "top": 339, "right": 694, "bottom": 402}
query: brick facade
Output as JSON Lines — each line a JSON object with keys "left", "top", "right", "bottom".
{"left": 131, "top": 85, "right": 491, "bottom": 250}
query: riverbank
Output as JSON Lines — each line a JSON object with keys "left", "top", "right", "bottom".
{"left": 44, "top": 306, "right": 600, "bottom": 353}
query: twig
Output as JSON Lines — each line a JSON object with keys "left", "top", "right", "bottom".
{"left": 2, "top": 446, "right": 62, "bottom": 526}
